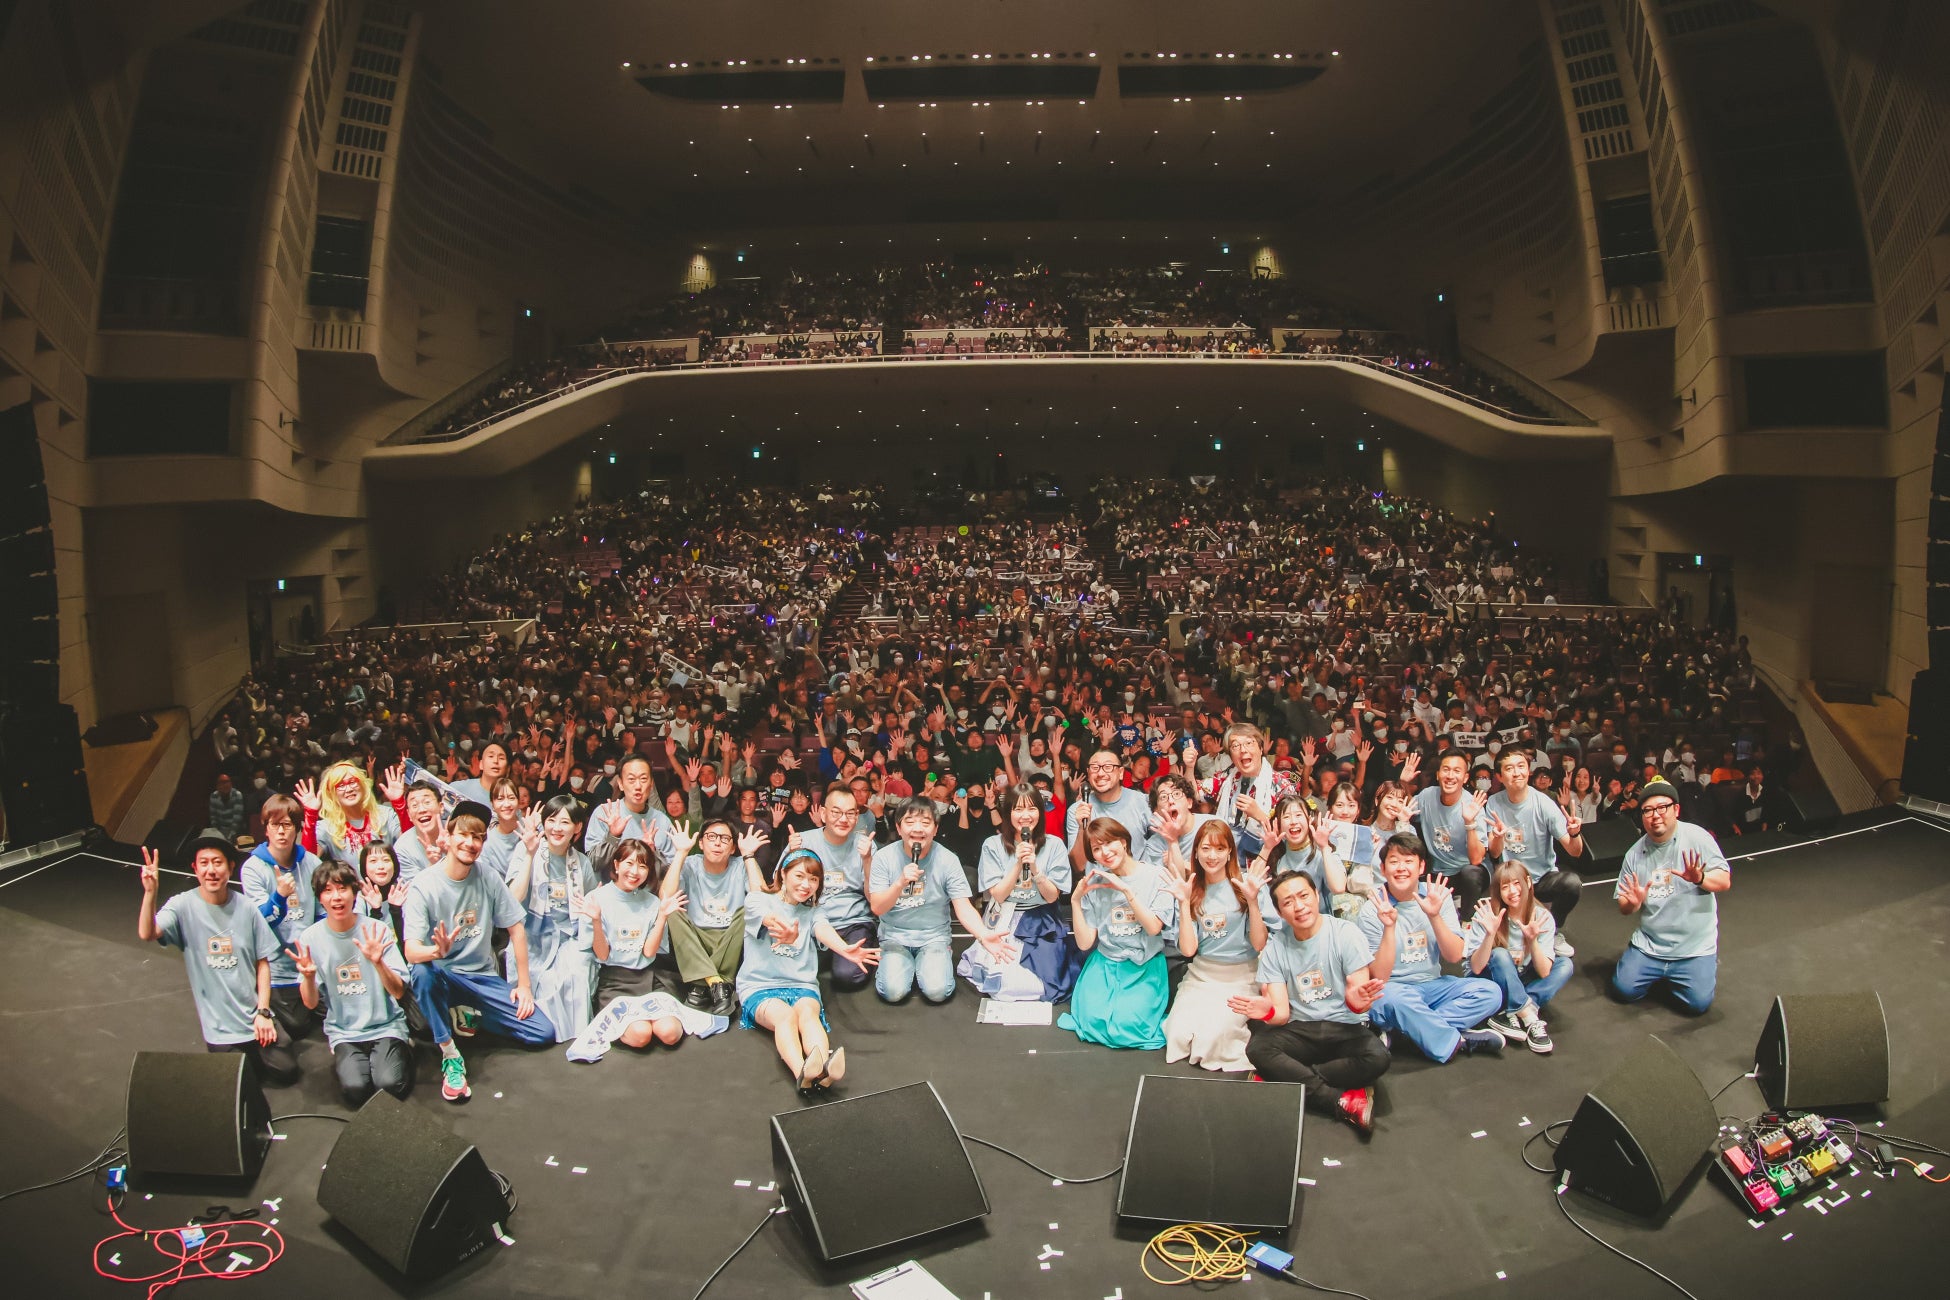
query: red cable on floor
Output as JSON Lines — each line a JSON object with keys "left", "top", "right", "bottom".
{"left": 93, "top": 1196, "right": 285, "bottom": 1297}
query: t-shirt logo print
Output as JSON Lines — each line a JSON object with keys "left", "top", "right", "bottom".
{"left": 1431, "top": 826, "right": 1454, "bottom": 855}
{"left": 1198, "top": 908, "right": 1228, "bottom": 939}
{"left": 894, "top": 876, "right": 926, "bottom": 910}
{"left": 1106, "top": 903, "right": 1139, "bottom": 937}
{"left": 204, "top": 933, "right": 238, "bottom": 970}
{"left": 334, "top": 960, "right": 367, "bottom": 996}
{"left": 1504, "top": 824, "right": 1528, "bottom": 857}
{"left": 454, "top": 908, "right": 482, "bottom": 941}
{"left": 1297, "top": 967, "right": 1330, "bottom": 1003}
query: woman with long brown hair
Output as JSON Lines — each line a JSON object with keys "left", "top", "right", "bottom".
{"left": 1161, "top": 820, "right": 1270, "bottom": 1072}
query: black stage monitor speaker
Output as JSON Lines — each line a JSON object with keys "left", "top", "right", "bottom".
{"left": 770, "top": 1081, "right": 988, "bottom": 1263}
{"left": 1789, "top": 788, "right": 1841, "bottom": 830}
{"left": 1554, "top": 1036, "right": 1718, "bottom": 1218}
{"left": 317, "top": 1092, "right": 509, "bottom": 1280}
{"left": 1755, "top": 992, "right": 1890, "bottom": 1111}
{"left": 1580, "top": 817, "right": 1640, "bottom": 867}
{"left": 1117, "top": 1074, "right": 1305, "bottom": 1229}
{"left": 125, "top": 1051, "right": 270, "bottom": 1181}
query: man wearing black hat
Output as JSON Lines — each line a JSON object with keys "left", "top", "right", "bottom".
{"left": 136, "top": 831, "right": 300, "bottom": 1085}
{"left": 1611, "top": 776, "right": 1731, "bottom": 1014}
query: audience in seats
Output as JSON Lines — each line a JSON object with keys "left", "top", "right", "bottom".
{"left": 158, "top": 474, "right": 1804, "bottom": 1114}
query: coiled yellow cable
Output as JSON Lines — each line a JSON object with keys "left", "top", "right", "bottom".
{"left": 1140, "top": 1222, "right": 1253, "bottom": 1285}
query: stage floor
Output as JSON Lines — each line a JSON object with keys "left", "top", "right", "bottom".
{"left": 3, "top": 812, "right": 1947, "bottom": 1299}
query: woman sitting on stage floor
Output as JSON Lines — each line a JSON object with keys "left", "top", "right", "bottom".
{"left": 584, "top": 839, "right": 687, "bottom": 1049}
{"left": 1162, "top": 820, "right": 1270, "bottom": 1072}
{"left": 1060, "top": 817, "right": 1177, "bottom": 1050}
{"left": 964, "top": 781, "right": 1079, "bottom": 1002}
{"left": 739, "top": 847, "right": 880, "bottom": 1091}
{"left": 1466, "top": 861, "right": 1570, "bottom": 1055}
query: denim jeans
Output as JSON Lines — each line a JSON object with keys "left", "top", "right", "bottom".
{"left": 1368, "top": 976, "right": 1503, "bottom": 1062}
{"left": 1611, "top": 945, "right": 1716, "bottom": 1014}
{"left": 875, "top": 938, "right": 955, "bottom": 1003}
{"left": 1481, "top": 944, "right": 1575, "bottom": 1010}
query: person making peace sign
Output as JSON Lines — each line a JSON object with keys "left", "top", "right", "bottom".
{"left": 295, "top": 860, "right": 414, "bottom": 1106}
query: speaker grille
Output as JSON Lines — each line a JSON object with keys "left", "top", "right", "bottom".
{"left": 1555, "top": 1036, "right": 1717, "bottom": 1217}
{"left": 770, "top": 1082, "right": 987, "bottom": 1262}
{"left": 1118, "top": 1074, "right": 1305, "bottom": 1228}
{"left": 318, "top": 1093, "right": 504, "bottom": 1278}
{"left": 1756, "top": 992, "right": 1890, "bottom": 1110}
{"left": 125, "top": 1052, "right": 269, "bottom": 1180}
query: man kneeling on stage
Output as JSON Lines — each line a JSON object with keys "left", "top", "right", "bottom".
{"left": 1357, "top": 833, "right": 1505, "bottom": 1062}
{"left": 1232, "top": 871, "right": 1390, "bottom": 1134}
{"left": 294, "top": 860, "right": 414, "bottom": 1106}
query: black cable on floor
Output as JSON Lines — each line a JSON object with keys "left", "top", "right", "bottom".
{"left": 1279, "top": 1266, "right": 1377, "bottom": 1300}
{"left": 692, "top": 1197, "right": 783, "bottom": 1300}
{"left": 958, "top": 1132, "right": 1124, "bottom": 1184}
{"left": 1553, "top": 1179, "right": 1700, "bottom": 1300}
{"left": 0, "top": 1130, "right": 128, "bottom": 1206}
{"left": 267, "top": 1112, "right": 349, "bottom": 1130}
{"left": 1708, "top": 1071, "right": 1755, "bottom": 1103}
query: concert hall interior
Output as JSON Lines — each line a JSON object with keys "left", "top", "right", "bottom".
{"left": 1, "top": 3, "right": 1948, "bottom": 1298}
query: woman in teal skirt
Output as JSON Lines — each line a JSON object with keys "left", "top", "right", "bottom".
{"left": 1059, "top": 816, "right": 1178, "bottom": 1050}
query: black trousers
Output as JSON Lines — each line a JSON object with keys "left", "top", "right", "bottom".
{"left": 827, "top": 922, "right": 876, "bottom": 989}
{"left": 1533, "top": 868, "right": 1582, "bottom": 929}
{"left": 332, "top": 1038, "right": 413, "bottom": 1106}
{"left": 1245, "top": 1018, "right": 1390, "bottom": 1110}
{"left": 1444, "top": 864, "right": 1492, "bottom": 918}
{"left": 269, "top": 983, "right": 321, "bottom": 1040}
{"left": 206, "top": 1027, "right": 301, "bottom": 1087}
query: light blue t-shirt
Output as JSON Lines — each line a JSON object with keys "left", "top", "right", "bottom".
{"left": 804, "top": 829, "right": 873, "bottom": 929}
{"left": 479, "top": 826, "right": 524, "bottom": 883}
{"left": 296, "top": 917, "right": 409, "bottom": 1048}
{"left": 869, "top": 842, "right": 971, "bottom": 947}
{"left": 391, "top": 828, "right": 442, "bottom": 885}
{"left": 1462, "top": 906, "right": 1556, "bottom": 968}
{"left": 1355, "top": 887, "right": 1460, "bottom": 984}
{"left": 977, "top": 833, "right": 1073, "bottom": 911}
{"left": 1065, "top": 786, "right": 1152, "bottom": 857}
{"left": 1184, "top": 879, "right": 1258, "bottom": 964}
{"left": 1487, "top": 789, "right": 1570, "bottom": 880}
{"left": 586, "top": 882, "right": 667, "bottom": 969}
{"left": 677, "top": 854, "right": 749, "bottom": 930}
{"left": 584, "top": 801, "right": 681, "bottom": 864}
{"left": 1615, "top": 821, "right": 1727, "bottom": 960}
{"left": 404, "top": 864, "right": 525, "bottom": 977}
{"left": 1256, "top": 917, "right": 1371, "bottom": 1025}
{"left": 1412, "top": 787, "right": 1477, "bottom": 876}
{"left": 1136, "top": 813, "right": 1217, "bottom": 869}
{"left": 239, "top": 846, "right": 321, "bottom": 986}
{"left": 1076, "top": 861, "right": 1176, "bottom": 965}
{"left": 736, "top": 890, "right": 823, "bottom": 1000}
{"left": 152, "top": 888, "right": 280, "bottom": 1044}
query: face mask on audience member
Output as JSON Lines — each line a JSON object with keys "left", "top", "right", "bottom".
{"left": 1124, "top": 691, "right": 1136, "bottom": 705}
{"left": 253, "top": 777, "right": 268, "bottom": 789}
{"left": 569, "top": 775, "right": 585, "bottom": 790}
{"left": 1331, "top": 720, "right": 1345, "bottom": 732}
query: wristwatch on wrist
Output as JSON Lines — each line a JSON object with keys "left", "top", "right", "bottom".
{"left": 254, "top": 1006, "right": 275, "bottom": 1020}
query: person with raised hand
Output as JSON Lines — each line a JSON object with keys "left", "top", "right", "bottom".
{"left": 659, "top": 818, "right": 748, "bottom": 1018}
{"left": 584, "top": 754, "right": 683, "bottom": 874}
{"left": 798, "top": 783, "right": 877, "bottom": 990}
{"left": 307, "top": 761, "right": 404, "bottom": 866}
{"left": 239, "top": 793, "right": 324, "bottom": 1042}
{"left": 390, "top": 779, "right": 449, "bottom": 886}
{"left": 1234, "top": 870, "right": 1390, "bottom": 1134}
{"left": 404, "top": 800, "right": 556, "bottom": 1103}
{"left": 1465, "top": 861, "right": 1570, "bottom": 1054}
{"left": 1358, "top": 832, "right": 1505, "bottom": 1064}
{"left": 1610, "top": 777, "right": 1730, "bottom": 1014}
{"left": 1162, "top": 821, "right": 1269, "bottom": 1072}
{"left": 968, "top": 780, "right": 1079, "bottom": 1002}
{"left": 511, "top": 793, "right": 600, "bottom": 1041}
{"left": 295, "top": 859, "right": 413, "bottom": 1106}
{"left": 1409, "top": 751, "right": 1492, "bottom": 915}
{"left": 1484, "top": 749, "right": 1585, "bottom": 958}
{"left": 583, "top": 839, "right": 687, "bottom": 1050}
{"left": 870, "top": 797, "right": 1010, "bottom": 1004}
{"left": 739, "top": 847, "right": 880, "bottom": 1092}
{"left": 1061, "top": 817, "right": 1177, "bottom": 1050}
{"left": 1065, "top": 749, "right": 1152, "bottom": 874}
{"left": 138, "top": 833, "right": 297, "bottom": 1086}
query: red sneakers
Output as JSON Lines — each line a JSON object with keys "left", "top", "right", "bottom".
{"left": 1338, "top": 1087, "right": 1374, "bottom": 1134}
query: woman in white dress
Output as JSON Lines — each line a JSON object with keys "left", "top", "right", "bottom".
{"left": 1162, "top": 820, "right": 1271, "bottom": 1072}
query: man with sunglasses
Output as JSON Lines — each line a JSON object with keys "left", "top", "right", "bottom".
{"left": 1611, "top": 776, "right": 1730, "bottom": 1014}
